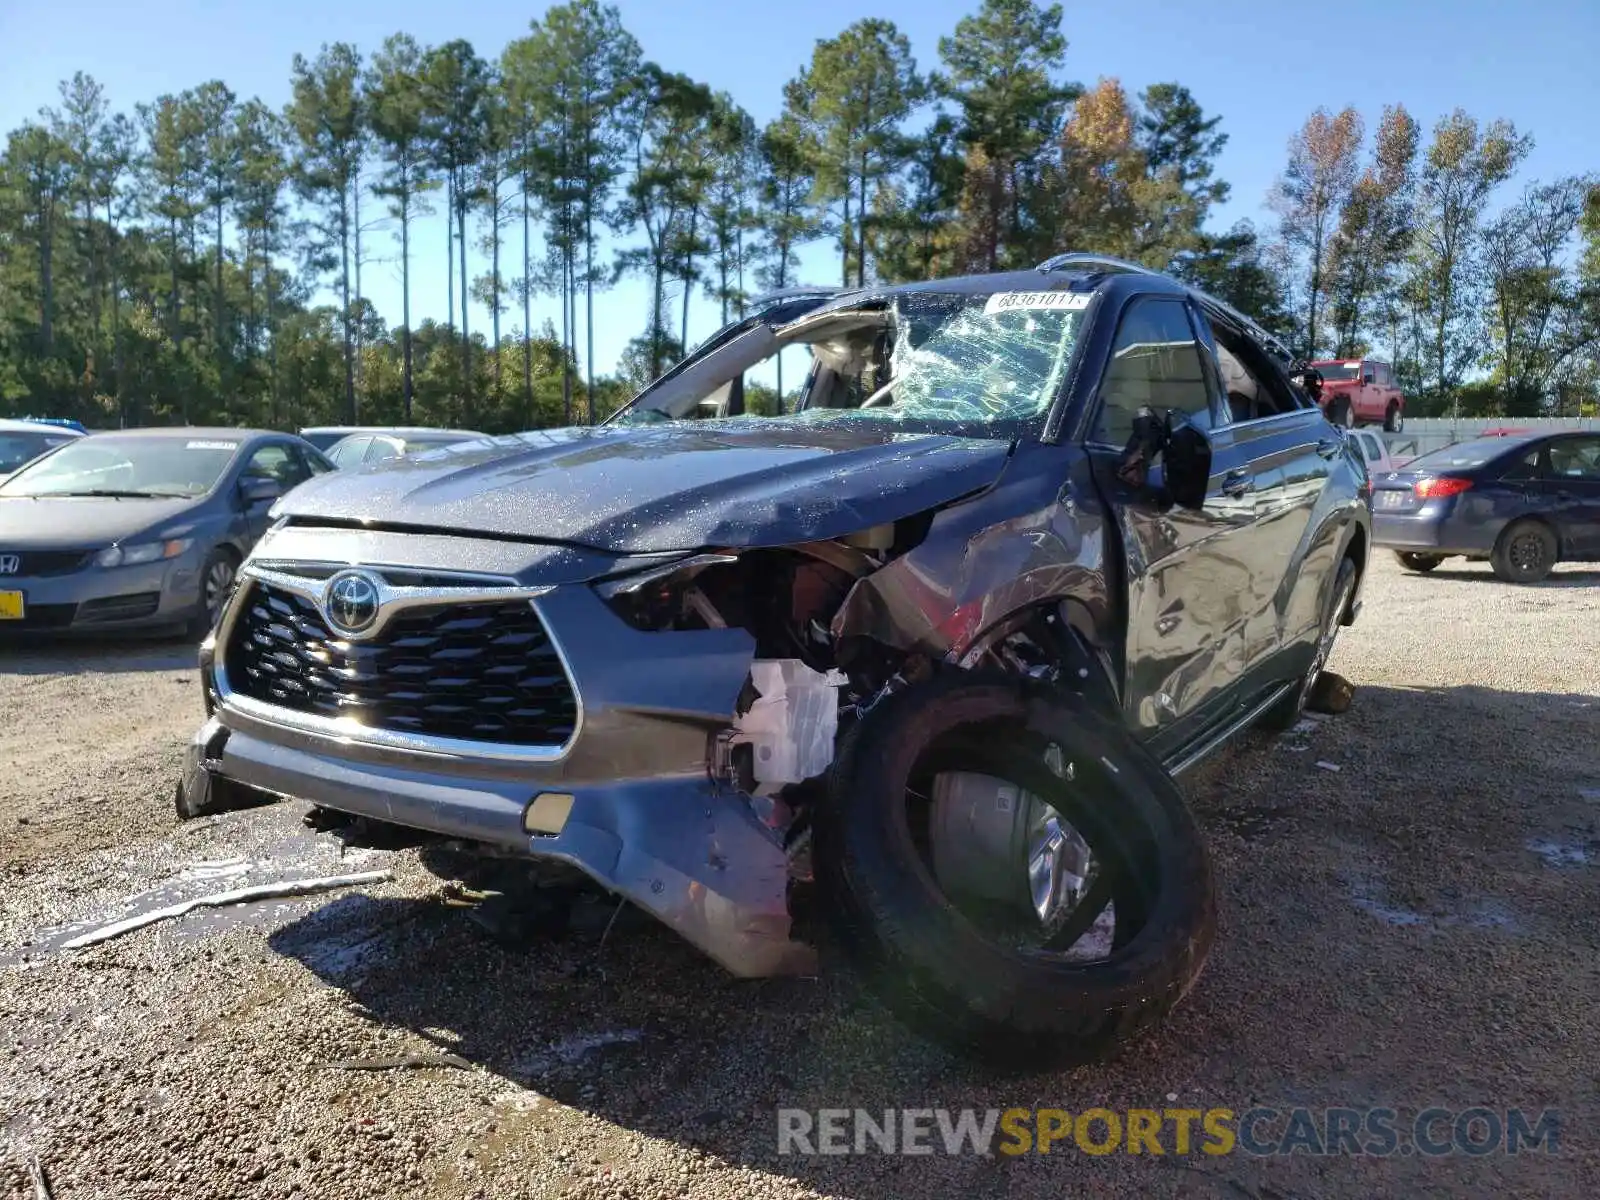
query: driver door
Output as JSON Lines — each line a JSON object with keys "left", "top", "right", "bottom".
{"left": 1083, "top": 296, "right": 1261, "bottom": 761}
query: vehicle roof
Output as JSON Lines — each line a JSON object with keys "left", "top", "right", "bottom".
{"left": 789, "top": 261, "right": 1292, "bottom": 359}
{"left": 305, "top": 425, "right": 481, "bottom": 435}
{"left": 85, "top": 426, "right": 287, "bottom": 442}
{"left": 1414, "top": 433, "right": 1543, "bottom": 459}
{"left": 1309, "top": 357, "right": 1389, "bottom": 364}
{"left": 0, "top": 417, "right": 85, "bottom": 434}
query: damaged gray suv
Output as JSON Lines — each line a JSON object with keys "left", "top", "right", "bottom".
{"left": 178, "top": 254, "right": 1370, "bottom": 1065}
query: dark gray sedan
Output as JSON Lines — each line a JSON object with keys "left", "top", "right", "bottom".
{"left": 1371, "top": 431, "right": 1600, "bottom": 581}
{"left": 0, "top": 428, "right": 331, "bottom": 637}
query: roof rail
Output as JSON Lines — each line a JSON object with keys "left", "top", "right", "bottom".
{"left": 748, "top": 285, "right": 846, "bottom": 310}
{"left": 1036, "top": 252, "right": 1158, "bottom": 277}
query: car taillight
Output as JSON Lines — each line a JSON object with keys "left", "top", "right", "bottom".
{"left": 1414, "top": 476, "right": 1473, "bottom": 499}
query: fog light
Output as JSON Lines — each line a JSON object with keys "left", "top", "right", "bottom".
{"left": 523, "top": 791, "right": 575, "bottom": 836}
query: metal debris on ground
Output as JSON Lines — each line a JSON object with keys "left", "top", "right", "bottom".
{"left": 1315, "top": 761, "right": 1342, "bottom": 772}
{"left": 30, "top": 1156, "right": 52, "bottom": 1200}
{"left": 58, "top": 871, "right": 394, "bottom": 950}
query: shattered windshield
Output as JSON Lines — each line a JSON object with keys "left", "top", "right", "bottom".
{"left": 863, "top": 291, "right": 1087, "bottom": 424}
{"left": 614, "top": 288, "right": 1091, "bottom": 437}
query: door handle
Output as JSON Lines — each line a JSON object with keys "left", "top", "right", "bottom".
{"left": 1316, "top": 438, "right": 1342, "bottom": 459}
{"left": 1220, "top": 469, "right": 1253, "bottom": 497}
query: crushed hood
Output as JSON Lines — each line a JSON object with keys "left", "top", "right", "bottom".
{"left": 273, "top": 420, "right": 1014, "bottom": 553}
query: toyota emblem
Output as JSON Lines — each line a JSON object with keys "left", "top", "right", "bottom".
{"left": 323, "top": 570, "right": 381, "bottom": 636}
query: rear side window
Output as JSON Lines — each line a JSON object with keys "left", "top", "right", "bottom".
{"left": 327, "top": 436, "right": 371, "bottom": 468}
{"left": 363, "top": 438, "right": 404, "bottom": 464}
{"left": 1091, "top": 299, "right": 1212, "bottom": 445}
{"left": 1548, "top": 437, "right": 1600, "bottom": 480}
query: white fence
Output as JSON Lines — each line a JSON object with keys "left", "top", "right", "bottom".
{"left": 1378, "top": 416, "right": 1600, "bottom": 457}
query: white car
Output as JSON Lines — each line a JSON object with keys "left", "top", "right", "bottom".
{"left": 0, "top": 418, "right": 85, "bottom": 478}
{"left": 1349, "top": 428, "right": 1407, "bottom": 476}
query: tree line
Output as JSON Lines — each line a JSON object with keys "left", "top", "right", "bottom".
{"left": 1, "top": 0, "right": 1596, "bottom": 434}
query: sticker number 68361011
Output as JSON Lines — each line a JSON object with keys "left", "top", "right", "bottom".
{"left": 983, "top": 291, "right": 1094, "bottom": 316}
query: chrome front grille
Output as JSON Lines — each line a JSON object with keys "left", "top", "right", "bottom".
{"left": 222, "top": 574, "right": 578, "bottom": 750}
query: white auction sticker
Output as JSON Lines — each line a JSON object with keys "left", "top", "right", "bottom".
{"left": 185, "top": 440, "right": 238, "bottom": 451}
{"left": 983, "top": 291, "right": 1093, "bottom": 315}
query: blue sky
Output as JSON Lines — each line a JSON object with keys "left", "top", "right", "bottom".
{"left": 2, "top": 0, "right": 1596, "bottom": 378}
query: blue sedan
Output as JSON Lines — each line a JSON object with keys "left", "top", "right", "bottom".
{"left": 0, "top": 428, "right": 332, "bottom": 637}
{"left": 1371, "top": 431, "right": 1600, "bottom": 582}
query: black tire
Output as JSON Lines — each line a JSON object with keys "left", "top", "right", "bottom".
{"left": 1259, "top": 554, "right": 1359, "bottom": 732}
{"left": 815, "top": 671, "right": 1216, "bottom": 1068}
{"left": 1491, "top": 519, "right": 1557, "bottom": 583}
{"left": 1384, "top": 402, "right": 1403, "bottom": 433}
{"left": 1329, "top": 395, "right": 1354, "bottom": 428}
{"left": 185, "top": 547, "right": 238, "bottom": 640}
{"left": 1395, "top": 551, "right": 1441, "bottom": 573}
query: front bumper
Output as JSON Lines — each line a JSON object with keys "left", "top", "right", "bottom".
{"left": 0, "top": 551, "right": 203, "bottom": 632}
{"left": 185, "top": 555, "right": 815, "bottom": 979}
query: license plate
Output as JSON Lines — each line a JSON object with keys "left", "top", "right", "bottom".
{"left": 1377, "top": 490, "right": 1409, "bottom": 509}
{"left": 0, "top": 590, "right": 23, "bottom": 620}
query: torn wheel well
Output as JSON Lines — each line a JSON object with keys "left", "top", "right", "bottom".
{"left": 954, "top": 603, "right": 1120, "bottom": 715}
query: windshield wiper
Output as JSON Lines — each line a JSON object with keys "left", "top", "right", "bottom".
{"left": 27, "top": 489, "right": 191, "bottom": 500}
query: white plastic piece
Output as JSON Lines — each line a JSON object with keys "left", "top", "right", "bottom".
{"left": 733, "top": 659, "right": 848, "bottom": 794}
{"left": 58, "top": 871, "right": 393, "bottom": 950}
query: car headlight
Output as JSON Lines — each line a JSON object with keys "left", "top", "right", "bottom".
{"left": 95, "top": 537, "right": 195, "bottom": 568}
{"left": 595, "top": 553, "right": 739, "bottom": 630}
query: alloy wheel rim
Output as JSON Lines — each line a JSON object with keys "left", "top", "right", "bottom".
{"left": 1510, "top": 534, "right": 1545, "bottom": 575}
{"left": 205, "top": 560, "right": 235, "bottom": 621}
{"left": 1025, "top": 799, "right": 1094, "bottom": 929}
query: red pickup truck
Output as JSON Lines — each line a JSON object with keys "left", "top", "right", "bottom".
{"left": 1310, "top": 358, "right": 1405, "bottom": 432}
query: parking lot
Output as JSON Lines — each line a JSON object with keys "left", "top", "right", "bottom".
{"left": 2, "top": 555, "right": 1597, "bottom": 1199}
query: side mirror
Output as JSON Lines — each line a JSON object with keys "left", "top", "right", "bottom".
{"left": 239, "top": 475, "right": 282, "bottom": 507}
{"left": 1164, "top": 423, "right": 1212, "bottom": 511}
{"left": 1116, "top": 407, "right": 1211, "bottom": 510}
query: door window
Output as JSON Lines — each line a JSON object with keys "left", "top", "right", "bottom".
{"left": 1091, "top": 299, "right": 1213, "bottom": 445}
{"left": 1204, "top": 320, "right": 1301, "bottom": 425}
{"left": 295, "top": 445, "right": 333, "bottom": 476}
{"left": 326, "top": 436, "right": 371, "bottom": 469}
{"left": 243, "top": 443, "right": 305, "bottom": 487}
{"left": 1548, "top": 437, "right": 1600, "bottom": 481}
{"left": 363, "top": 438, "right": 404, "bottom": 464}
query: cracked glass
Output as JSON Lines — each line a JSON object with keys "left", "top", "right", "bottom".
{"left": 855, "top": 292, "right": 1087, "bottom": 425}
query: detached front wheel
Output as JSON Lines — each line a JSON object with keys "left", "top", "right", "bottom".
{"left": 816, "top": 672, "right": 1216, "bottom": 1068}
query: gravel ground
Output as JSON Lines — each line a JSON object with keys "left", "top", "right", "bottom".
{"left": 2, "top": 555, "right": 1598, "bottom": 1199}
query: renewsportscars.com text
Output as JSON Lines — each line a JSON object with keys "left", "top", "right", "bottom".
{"left": 776, "top": 1106, "right": 1560, "bottom": 1158}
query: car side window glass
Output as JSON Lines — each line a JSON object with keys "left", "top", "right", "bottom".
{"left": 298, "top": 446, "right": 333, "bottom": 476}
{"left": 275, "top": 444, "right": 312, "bottom": 486}
{"left": 1548, "top": 438, "right": 1600, "bottom": 480}
{"left": 1204, "top": 321, "right": 1300, "bottom": 424}
{"left": 364, "top": 439, "right": 402, "bottom": 464}
{"left": 244, "top": 444, "right": 294, "bottom": 485}
{"left": 327, "top": 437, "right": 369, "bottom": 468}
{"left": 1501, "top": 446, "right": 1543, "bottom": 481}
{"left": 1091, "top": 299, "right": 1212, "bottom": 446}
